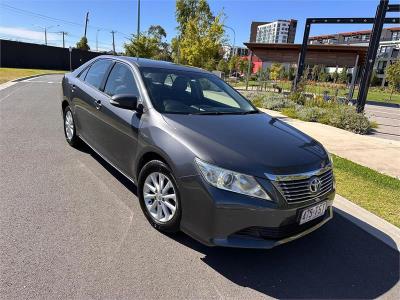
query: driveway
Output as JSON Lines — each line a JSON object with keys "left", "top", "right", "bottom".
{"left": 0, "top": 75, "right": 399, "bottom": 299}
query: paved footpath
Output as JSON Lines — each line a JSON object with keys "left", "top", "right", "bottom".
{"left": 261, "top": 108, "right": 400, "bottom": 179}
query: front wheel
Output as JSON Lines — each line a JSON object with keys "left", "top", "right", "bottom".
{"left": 138, "top": 160, "right": 181, "bottom": 233}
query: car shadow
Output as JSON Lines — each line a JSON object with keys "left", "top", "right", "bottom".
{"left": 77, "top": 142, "right": 138, "bottom": 196}
{"left": 170, "top": 212, "right": 399, "bottom": 299}
{"left": 78, "top": 142, "right": 399, "bottom": 299}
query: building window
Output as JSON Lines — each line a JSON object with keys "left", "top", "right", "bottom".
{"left": 392, "top": 31, "right": 400, "bottom": 41}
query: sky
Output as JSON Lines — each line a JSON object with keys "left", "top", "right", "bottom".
{"left": 0, "top": 0, "right": 399, "bottom": 53}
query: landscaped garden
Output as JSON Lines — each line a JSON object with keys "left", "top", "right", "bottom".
{"left": 244, "top": 90, "right": 376, "bottom": 134}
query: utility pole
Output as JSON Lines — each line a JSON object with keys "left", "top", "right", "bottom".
{"left": 59, "top": 31, "right": 67, "bottom": 48}
{"left": 111, "top": 30, "right": 116, "bottom": 54}
{"left": 44, "top": 27, "right": 47, "bottom": 45}
{"left": 84, "top": 12, "right": 89, "bottom": 38}
{"left": 137, "top": 0, "right": 141, "bottom": 37}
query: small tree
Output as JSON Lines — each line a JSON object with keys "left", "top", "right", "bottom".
{"left": 339, "top": 67, "right": 348, "bottom": 84}
{"left": 331, "top": 71, "right": 339, "bottom": 83}
{"left": 370, "top": 71, "right": 381, "bottom": 86}
{"left": 204, "top": 58, "right": 216, "bottom": 71}
{"left": 76, "top": 36, "right": 90, "bottom": 51}
{"left": 385, "top": 60, "right": 400, "bottom": 101}
{"left": 312, "top": 65, "right": 321, "bottom": 81}
{"left": 269, "top": 63, "right": 283, "bottom": 81}
{"left": 228, "top": 55, "right": 239, "bottom": 74}
{"left": 217, "top": 59, "right": 228, "bottom": 74}
{"left": 288, "top": 66, "right": 296, "bottom": 81}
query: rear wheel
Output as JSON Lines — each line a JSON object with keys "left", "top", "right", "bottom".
{"left": 138, "top": 160, "right": 181, "bottom": 232}
{"left": 63, "top": 106, "right": 80, "bottom": 147}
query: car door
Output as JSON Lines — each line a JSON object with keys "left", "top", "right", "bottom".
{"left": 72, "top": 59, "right": 113, "bottom": 149}
{"left": 92, "top": 61, "right": 142, "bottom": 179}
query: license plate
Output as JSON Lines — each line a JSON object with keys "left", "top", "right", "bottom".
{"left": 299, "top": 202, "right": 327, "bottom": 225}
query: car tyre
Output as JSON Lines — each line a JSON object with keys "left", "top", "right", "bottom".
{"left": 138, "top": 160, "right": 181, "bottom": 233}
{"left": 63, "top": 106, "right": 80, "bottom": 148}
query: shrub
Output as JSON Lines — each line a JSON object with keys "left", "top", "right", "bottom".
{"left": 245, "top": 91, "right": 373, "bottom": 134}
{"left": 323, "top": 106, "right": 371, "bottom": 134}
{"left": 295, "top": 106, "right": 326, "bottom": 122}
{"left": 246, "top": 92, "right": 295, "bottom": 111}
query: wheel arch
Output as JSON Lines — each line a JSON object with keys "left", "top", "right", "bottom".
{"left": 136, "top": 150, "right": 171, "bottom": 181}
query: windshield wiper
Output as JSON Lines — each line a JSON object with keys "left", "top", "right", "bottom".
{"left": 238, "top": 110, "right": 259, "bottom": 115}
{"left": 192, "top": 111, "right": 257, "bottom": 115}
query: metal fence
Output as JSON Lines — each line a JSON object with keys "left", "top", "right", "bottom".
{"left": 0, "top": 39, "right": 102, "bottom": 70}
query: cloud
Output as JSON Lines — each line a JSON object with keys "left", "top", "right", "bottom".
{"left": 0, "top": 26, "right": 59, "bottom": 42}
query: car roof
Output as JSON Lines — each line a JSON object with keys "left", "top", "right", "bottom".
{"left": 96, "top": 55, "right": 209, "bottom": 74}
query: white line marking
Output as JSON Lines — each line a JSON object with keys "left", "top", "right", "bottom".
{"left": 0, "top": 83, "right": 31, "bottom": 103}
{"left": 0, "top": 81, "right": 17, "bottom": 91}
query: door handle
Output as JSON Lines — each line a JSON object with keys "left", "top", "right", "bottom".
{"left": 94, "top": 99, "right": 102, "bottom": 109}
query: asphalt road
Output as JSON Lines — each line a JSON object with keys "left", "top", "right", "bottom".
{"left": 0, "top": 75, "right": 399, "bottom": 299}
{"left": 365, "top": 104, "right": 400, "bottom": 141}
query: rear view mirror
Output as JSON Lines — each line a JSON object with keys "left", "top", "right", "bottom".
{"left": 110, "top": 94, "right": 138, "bottom": 110}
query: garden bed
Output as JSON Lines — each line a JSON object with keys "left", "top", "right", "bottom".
{"left": 245, "top": 91, "right": 376, "bottom": 135}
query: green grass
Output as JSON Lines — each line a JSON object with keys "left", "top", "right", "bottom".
{"left": 332, "top": 154, "right": 400, "bottom": 228}
{"left": 0, "top": 68, "right": 66, "bottom": 84}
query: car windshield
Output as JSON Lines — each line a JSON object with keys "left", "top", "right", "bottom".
{"left": 140, "top": 67, "right": 258, "bottom": 115}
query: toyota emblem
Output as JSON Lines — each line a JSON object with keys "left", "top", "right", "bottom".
{"left": 309, "top": 177, "right": 322, "bottom": 193}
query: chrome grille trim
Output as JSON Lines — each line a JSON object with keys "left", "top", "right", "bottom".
{"left": 265, "top": 166, "right": 334, "bottom": 203}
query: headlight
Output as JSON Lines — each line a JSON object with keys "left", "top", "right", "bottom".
{"left": 194, "top": 158, "right": 271, "bottom": 200}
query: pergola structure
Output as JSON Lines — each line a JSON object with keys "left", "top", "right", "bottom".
{"left": 244, "top": 43, "right": 368, "bottom": 100}
{"left": 244, "top": 43, "right": 368, "bottom": 67}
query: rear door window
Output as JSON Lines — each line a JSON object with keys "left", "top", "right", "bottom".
{"left": 84, "top": 59, "right": 113, "bottom": 89}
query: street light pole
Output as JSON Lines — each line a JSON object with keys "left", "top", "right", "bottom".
{"left": 223, "top": 25, "right": 236, "bottom": 76}
{"left": 137, "top": 0, "right": 141, "bottom": 37}
{"left": 111, "top": 31, "right": 116, "bottom": 54}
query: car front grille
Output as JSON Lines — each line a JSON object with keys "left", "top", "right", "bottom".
{"left": 273, "top": 168, "right": 334, "bottom": 203}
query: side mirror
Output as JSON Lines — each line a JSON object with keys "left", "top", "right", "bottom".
{"left": 110, "top": 94, "right": 138, "bottom": 110}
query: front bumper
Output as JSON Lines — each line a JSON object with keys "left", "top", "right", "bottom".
{"left": 178, "top": 175, "right": 335, "bottom": 249}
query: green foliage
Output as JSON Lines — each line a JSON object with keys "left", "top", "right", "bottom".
{"left": 311, "top": 65, "right": 321, "bottom": 81}
{"left": 124, "top": 25, "right": 170, "bottom": 60}
{"left": 269, "top": 63, "right": 283, "bottom": 81}
{"left": 288, "top": 66, "right": 296, "bottom": 81}
{"left": 173, "top": 0, "right": 224, "bottom": 68}
{"left": 331, "top": 71, "right": 339, "bottom": 83}
{"left": 237, "top": 59, "right": 249, "bottom": 74}
{"left": 204, "top": 58, "right": 216, "bottom": 71}
{"left": 370, "top": 70, "right": 380, "bottom": 86}
{"left": 228, "top": 55, "right": 239, "bottom": 72}
{"left": 76, "top": 36, "right": 90, "bottom": 51}
{"left": 386, "top": 60, "right": 400, "bottom": 93}
{"left": 216, "top": 59, "right": 228, "bottom": 73}
{"left": 246, "top": 91, "right": 373, "bottom": 134}
{"left": 339, "top": 67, "right": 348, "bottom": 84}
{"left": 289, "top": 78, "right": 307, "bottom": 104}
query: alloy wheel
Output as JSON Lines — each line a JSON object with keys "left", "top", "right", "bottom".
{"left": 143, "top": 172, "right": 177, "bottom": 223}
{"left": 64, "top": 110, "right": 74, "bottom": 141}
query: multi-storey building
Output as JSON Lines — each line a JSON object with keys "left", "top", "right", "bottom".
{"left": 249, "top": 20, "right": 297, "bottom": 43}
{"left": 309, "top": 27, "right": 400, "bottom": 85}
{"left": 222, "top": 45, "right": 250, "bottom": 60}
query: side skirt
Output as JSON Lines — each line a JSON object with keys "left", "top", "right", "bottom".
{"left": 78, "top": 135, "right": 136, "bottom": 185}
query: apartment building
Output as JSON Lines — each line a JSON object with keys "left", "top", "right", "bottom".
{"left": 249, "top": 19, "right": 297, "bottom": 43}
{"left": 309, "top": 27, "right": 400, "bottom": 85}
{"left": 222, "top": 45, "right": 250, "bottom": 60}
